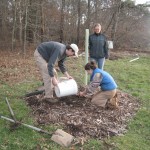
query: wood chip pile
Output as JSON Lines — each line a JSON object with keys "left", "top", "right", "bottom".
{"left": 25, "top": 91, "right": 140, "bottom": 139}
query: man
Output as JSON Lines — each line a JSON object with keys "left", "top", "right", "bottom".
{"left": 89, "top": 23, "right": 108, "bottom": 70}
{"left": 34, "top": 41, "right": 79, "bottom": 102}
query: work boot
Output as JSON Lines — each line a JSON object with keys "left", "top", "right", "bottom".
{"left": 106, "top": 94, "right": 119, "bottom": 109}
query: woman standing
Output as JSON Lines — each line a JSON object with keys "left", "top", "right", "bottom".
{"left": 89, "top": 23, "right": 108, "bottom": 70}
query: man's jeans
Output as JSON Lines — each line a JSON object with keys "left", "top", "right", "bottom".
{"left": 90, "top": 57, "right": 105, "bottom": 70}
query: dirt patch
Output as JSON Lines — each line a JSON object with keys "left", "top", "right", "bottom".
{"left": 25, "top": 91, "right": 140, "bottom": 139}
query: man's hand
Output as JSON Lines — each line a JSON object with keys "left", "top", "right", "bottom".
{"left": 64, "top": 72, "right": 73, "bottom": 79}
{"left": 67, "top": 75, "right": 73, "bottom": 79}
{"left": 52, "top": 77, "right": 58, "bottom": 86}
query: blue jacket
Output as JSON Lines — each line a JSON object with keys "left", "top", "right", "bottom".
{"left": 89, "top": 33, "right": 108, "bottom": 59}
{"left": 90, "top": 68, "right": 117, "bottom": 91}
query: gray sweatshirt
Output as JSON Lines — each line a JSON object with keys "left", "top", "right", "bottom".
{"left": 37, "top": 41, "right": 67, "bottom": 77}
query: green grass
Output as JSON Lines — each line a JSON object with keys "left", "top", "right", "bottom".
{"left": 105, "top": 57, "right": 150, "bottom": 107}
{"left": 0, "top": 81, "right": 64, "bottom": 150}
{"left": 104, "top": 56, "right": 150, "bottom": 150}
{"left": 0, "top": 55, "right": 150, "bottom": 150}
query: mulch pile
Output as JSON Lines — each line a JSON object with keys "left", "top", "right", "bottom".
{"left": 25, "top": 90, "right": 140, "bottom": 139}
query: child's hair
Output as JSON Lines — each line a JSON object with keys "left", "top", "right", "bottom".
{"left": 85, "top": 61, "right": 97, "bottom": 70}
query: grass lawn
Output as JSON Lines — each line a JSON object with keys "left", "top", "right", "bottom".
{"left": 0, "top": 52, "right": 150, "bottom": 150}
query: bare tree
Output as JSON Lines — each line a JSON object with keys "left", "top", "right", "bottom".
{"left": 110, "top": 0, "right": 122, "bottom": 42}
{"left": 87, "top": 0, "right": 91, "bottom": 28}
{"left": 0, "top": 0, "right": 150, "bottom": 51}
{"left": 18, "top": 0, "right": 23, "bottom": 48}
{"left": 40, "top": 0, "right": 45, "bottom": 42}
{"left": 94, "top": 0, "right": 98, "bottom": 22}
{"left": 77, "top": 0, "right": 81, "bottom": 45}
{"left": 23, "top": 0, "right": 28, "bottom": 55}
{"left": 11, "top": 0, "right": 17, "bottom": 51}
{"left": 60, "top": 0, "right": 65, "bottom": 43}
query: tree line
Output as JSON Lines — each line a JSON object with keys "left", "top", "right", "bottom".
{"left": 0, "top": 0, "right": 149, "bottom": 53}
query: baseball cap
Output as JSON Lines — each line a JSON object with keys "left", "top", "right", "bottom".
{"left": 70, "top": 44, "right": 79, "bottom": 57}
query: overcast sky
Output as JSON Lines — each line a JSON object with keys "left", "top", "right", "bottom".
{"left": 134, "top": 0, "right": 149, "bottom": 4}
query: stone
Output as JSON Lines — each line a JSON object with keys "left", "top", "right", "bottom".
{"left": 51, "top": 129, "right": 74, "bottom": 147}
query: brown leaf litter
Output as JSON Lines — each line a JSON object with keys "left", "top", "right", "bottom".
{"left": 25, "top": 90, "right": 140, "bottom": 139}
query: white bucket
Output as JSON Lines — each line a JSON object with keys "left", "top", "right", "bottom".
{"left": 107, "top": 41, "right": 113, "bottom": 49}
{"left": 54, "top": 79, "right": 78, "bottom": 97}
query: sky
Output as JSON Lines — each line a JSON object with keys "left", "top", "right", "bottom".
{"left": 134, "top": 0, "right": 149, "bottom": 4}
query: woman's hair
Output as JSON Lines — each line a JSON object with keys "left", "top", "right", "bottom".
{"left": 85, "top": 61, "right": 97, "bottom": 70}
{"left": 94, "top": 23, "right": 101, "bottom": 28}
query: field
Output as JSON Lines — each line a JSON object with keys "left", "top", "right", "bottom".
{"left": 0, "top": 50, "right": 150, "bottom": 150}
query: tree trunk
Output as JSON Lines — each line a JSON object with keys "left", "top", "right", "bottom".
{"left": 40, "top": 1, "right": 44, "bottom": 42}
{"left": 111, "top": 0, "right": 122, "bottom": 42}
{"left": 77, "top": 0, "right": 81, "bottom": 45}
{"left": 60, "top": 0, "right": 65, "bottom": 43}
{"left": 94, "top": 0, "right": 98, "bottom": 22}
{"left": 11, "top": 0, "right": 17, "bottom": 51}
{"left": 87, "top": 0, "right": 91, "bottom": 29}
{"left": 18, "top": 0, "right": 23, "bottom": 49}
{"left": 23, "top": 0, "right": 28, "bottom": 55}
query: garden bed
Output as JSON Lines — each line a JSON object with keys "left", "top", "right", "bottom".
{"left": 25, "top": 90, "right": 140, "bottom": 139}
